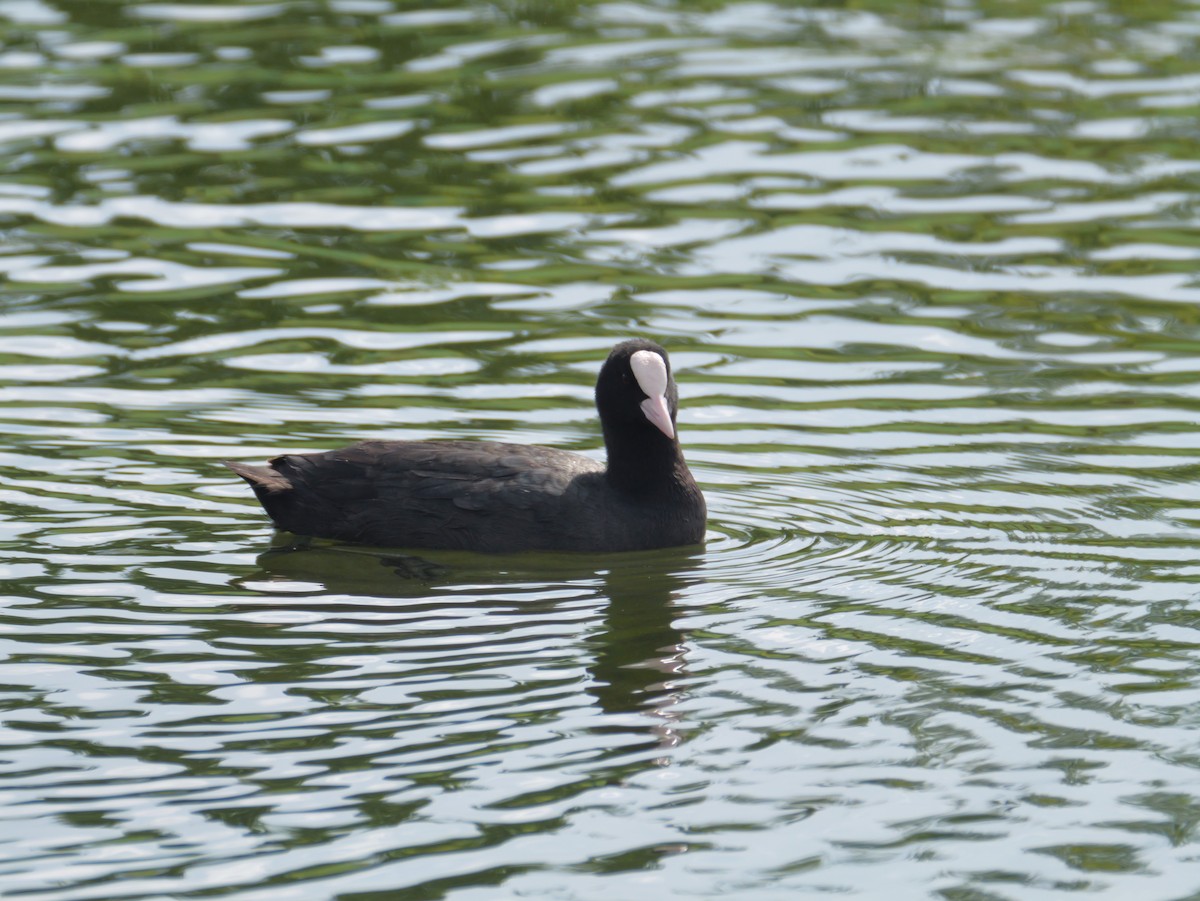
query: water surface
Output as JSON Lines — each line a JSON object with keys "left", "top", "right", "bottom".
{"left": 3, "top": 0, "right": 1200, "bottom": 898}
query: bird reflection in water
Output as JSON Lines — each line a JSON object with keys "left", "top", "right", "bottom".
{"left": 242, "top": 538, "right": 704, "bottom": 758}
{"left": 586, "top": 552, "right": 701, "bottom": 758}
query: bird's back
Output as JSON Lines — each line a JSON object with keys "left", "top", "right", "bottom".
{"left": 229, "top": 439, "right": 613, "bottom": 552}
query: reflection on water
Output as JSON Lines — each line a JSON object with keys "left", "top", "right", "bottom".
{"left": 4, "top": 0, "right": 1200, "bottom": 896}
{"left": 589, "top": 558, "right": 694, "bottom": 754}
{"left": 253, "top": 541, "right": 699, "bottom": 755}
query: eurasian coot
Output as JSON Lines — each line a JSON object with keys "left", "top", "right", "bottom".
{"left": 226, "top": 339, "right": 706, "bottom": 552}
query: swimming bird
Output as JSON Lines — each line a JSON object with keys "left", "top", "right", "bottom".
{"left": 226, "top": 339, "right": 706, "bottom": 552}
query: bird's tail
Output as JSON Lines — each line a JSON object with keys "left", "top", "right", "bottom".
{"left": 224, "top": 461, "right": 293, "bottom": 494}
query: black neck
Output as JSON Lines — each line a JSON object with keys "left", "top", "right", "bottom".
{"left": 602, "top": 423, "right": 690, "bottom": 497}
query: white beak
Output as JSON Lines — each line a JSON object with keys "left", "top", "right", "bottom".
{"left": 640, "top": 395, "right": 674, "bottom": 439}
{"left": 630, "top": 349, "right": 674, "bottom": 439}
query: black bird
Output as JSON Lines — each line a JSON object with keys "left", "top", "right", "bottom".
{"left": 226, "top": 339, "right": 706, "bottom": 552}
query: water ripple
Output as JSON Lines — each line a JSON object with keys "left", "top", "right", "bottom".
{"left": 3, "top": 0, "right": 1200, "bottom": 897}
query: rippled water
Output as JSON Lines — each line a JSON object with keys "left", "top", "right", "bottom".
{"left": 4, "top": 0, "right": 1200, "bottom": 897}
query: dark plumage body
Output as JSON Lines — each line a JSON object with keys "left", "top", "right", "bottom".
{"left": 227, "top": 340, "right": 706, "bottom": 553}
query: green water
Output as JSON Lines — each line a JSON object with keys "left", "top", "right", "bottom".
{"left": 3, "top": 0, "right": 1200, "bottom": 897}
